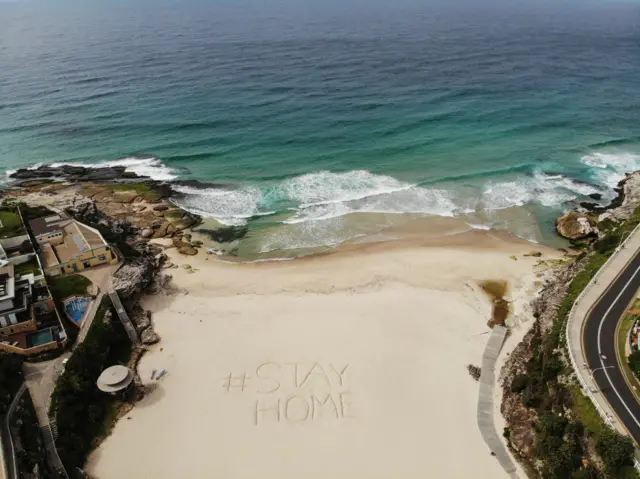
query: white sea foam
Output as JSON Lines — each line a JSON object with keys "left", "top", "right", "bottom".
{"left": 482, "top": 171, "right": 601, "bottom": 210}
{"left": 280, "top": 170, "right": 415, "bottom": 208}
{"left": 467, "top": 223, "right": 492, "bottom": 230}
{"left": 172, "top": 184, "right": 263, "bottom": 226}
{"left": 581, "top": 151, "right": 640, "bottom": 189}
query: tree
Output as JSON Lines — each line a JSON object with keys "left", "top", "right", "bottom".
{"left": 596, "top": 429, "right": 635, "bottom": 474}
{"left": 628, "top": 350, "right": 640, "bottom": 378}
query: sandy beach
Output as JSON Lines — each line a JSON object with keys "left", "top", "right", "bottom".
{"left": 86, "top": 226, "right": 559, "bottom": 479}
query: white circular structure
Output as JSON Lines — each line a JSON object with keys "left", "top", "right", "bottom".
{"left": 97, "top": 365, "right": 134, "bottom": 394}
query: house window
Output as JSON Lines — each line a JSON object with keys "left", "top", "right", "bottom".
{"left": 98, "top": 254, "right": 106, "bottom": 261}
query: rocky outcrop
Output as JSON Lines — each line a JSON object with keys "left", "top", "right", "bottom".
{"left": 112, "top": 259, "right": 156, "bottom": 299}
{"left": 556, "top": 211, "right": 597, "bottom": 240}
{"left": 140, "top": 328, "right": 160, "bottom": 345}
{"left": 598, "top": 171, "right": 640, "bottom": 223}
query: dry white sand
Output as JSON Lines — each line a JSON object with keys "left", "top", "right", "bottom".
{"left": 86, "top": 228, "right": 559, "bottom": 479}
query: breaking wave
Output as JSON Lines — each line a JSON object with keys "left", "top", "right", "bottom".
{"left": 581, "top": 151, "right": 640, "bottom": 189}
{"left": 173, "top": 168, "right": 605, "bottom": 227}
{"left": 6, "top": 155, "right": 178, "bottom": 182}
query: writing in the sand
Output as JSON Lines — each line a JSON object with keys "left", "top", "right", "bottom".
{"left": 221, "top": 362, "right": 354, "bottom": 425}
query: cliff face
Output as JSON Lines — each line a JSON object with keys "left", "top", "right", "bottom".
{"left": 598, "top": 171, "right": 640, "bottom": 223}
{"left": 556, "top": 171, "right": 640, "bottom": 241}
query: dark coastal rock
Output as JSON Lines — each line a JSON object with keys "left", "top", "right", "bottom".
{"left": 588, "top": 193, "right": 602, "bottom": 201}
{"left": 112, "top": 259, "right": 156, "bottom": 299}
{"left": 140, "top": 327, "right": 160, "bottom": 345}
{"left": 11, "top": 168, "right": 56, "bottom": 179}
{"left": 556, "top": 211, "right": 597, "bottom": 240}
{"left": 196, "top": 225, "right": 248, "bottom": 243}
{"left": 579, "top": 202, "right": 602, "bottom": 213}
{"left": 129, "top": 304, "right": 152, "bottom": 331}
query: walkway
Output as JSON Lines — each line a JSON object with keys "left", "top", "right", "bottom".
{"left": 567, "top": 224, "right": 640, "bottom": 442}
{"left": 477, "top": 325, "right": 519, "bottom": 478}
{"left": 108, "top": 290, "right": 138, "bottom": 343}
{"left": 22, "top": 364, "right": 68, "bottom": 478}
{"left": 75, "top": 264, "right": 119, "bottom": 346}
{"left": 1, "top": 383, "right": 26, "bottom": 479}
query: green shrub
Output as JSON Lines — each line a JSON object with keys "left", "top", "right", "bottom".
{"left": 51, "top": 299, "right": 132, "bottom": 472}
{"left": 511, "top": 374, "right": 529, "bottom": 393}
{"left": 595, "top": 429, "right": 635, "bottom": 475}
{"left": 628, "top": 350, "right": 640, "bottom": 377}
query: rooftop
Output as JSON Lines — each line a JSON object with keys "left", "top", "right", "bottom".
{"left": 37, "top": 219, "right": 108, "bottom": 268}
{"left": 29, "top": 213, "right": 70, "bottom": 237}
{"left": 97, "top": 365, "right": 134, "bottom": 393}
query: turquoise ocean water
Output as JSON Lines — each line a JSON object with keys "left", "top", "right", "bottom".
{"left": 1, "top": 1, "right": 639, "bottom": 257}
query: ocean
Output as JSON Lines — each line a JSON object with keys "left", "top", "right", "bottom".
{"left": 1, "top": 1, "right": 639, "bottom": 258}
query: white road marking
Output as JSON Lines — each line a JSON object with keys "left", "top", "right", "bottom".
{"left": 597, "top": 262, "right": 640, "bottom": 431}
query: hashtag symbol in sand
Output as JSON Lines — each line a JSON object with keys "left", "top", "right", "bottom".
{"left": 222, "top": 372, "right": 250, "bottom": 392}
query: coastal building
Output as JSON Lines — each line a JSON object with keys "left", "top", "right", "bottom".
{"left": 0, "top": 206, "right": 68, "bottom": 355}
{"left": 97, "top": 365, "right": 135, "bottom": 398}
{"left": 0, "top": 262, "right": 67, "bottom": 355}
{"left": 29, "top": 213, "right": 117, "bottom": 276}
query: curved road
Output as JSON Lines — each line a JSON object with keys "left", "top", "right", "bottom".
{"left": 584, "top": 249, "right": 640, "bottom": 443}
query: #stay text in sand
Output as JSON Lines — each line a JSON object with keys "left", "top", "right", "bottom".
{"left": 221, "top": 362, "right": 354, "bottom": 425}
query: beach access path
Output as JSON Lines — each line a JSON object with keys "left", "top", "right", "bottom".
{"left": 477, "top": 325, "right": 519, "bottom": 478}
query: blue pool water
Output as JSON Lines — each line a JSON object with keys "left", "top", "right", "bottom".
{"left": 27, "top": 329, "right": 54, "bottom": 348}
{"left": 64, "top": 297, "right": 90, "bottom": 325}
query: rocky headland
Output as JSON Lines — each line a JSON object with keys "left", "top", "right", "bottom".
{"left": 501, "top": 170, "right": 640, "bottom": 477}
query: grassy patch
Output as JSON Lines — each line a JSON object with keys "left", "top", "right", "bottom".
{"left": 0, "top": 209, "right": 26, "bottom": 238}
{"left": 48, "top": 274, "right": 92, "bottom": 300}
{"left": 110, "top": 183, "right": 159, "bottom": 201}
{"left": 617, "top": 305, "right": 640, "bottom": 399}
{"left": 569, "top": 385, "right": 607, "bottom": 437}
{"left": 48, "top": 274, "right": 93, "bottom": 343}
{"left": 13, "top": 257, "right": 42, "bottom": 277}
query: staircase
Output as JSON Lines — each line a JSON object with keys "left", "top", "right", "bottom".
{"left": 39, "top": 424, "right": 68, "bottom": 479}
{"left": 108, "top": 290, "right": 139, "bottom": 343}
{"left": 49, "top": 417, "right": 58, "bottom": 440}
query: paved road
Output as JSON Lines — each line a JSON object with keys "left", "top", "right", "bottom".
{"left": 583, "top": 249, "right": 640, "bottom": 443}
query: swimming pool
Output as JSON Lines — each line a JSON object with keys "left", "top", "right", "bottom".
{"left": 63, "top": 296, "right": 91, "bottom": 326}
{"left": 27, "top": 328, "right": 54, "bottom": 347}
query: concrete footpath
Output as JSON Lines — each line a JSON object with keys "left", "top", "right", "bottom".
{"left": 477, "top": 325, "right": 519, "bottom": 478}
{"left": 567, "top": 225, "right": 640, "bottom": 439}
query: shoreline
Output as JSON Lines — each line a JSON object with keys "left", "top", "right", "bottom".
{"left": 85, "top": 227, "right": 562, "bottom": 479}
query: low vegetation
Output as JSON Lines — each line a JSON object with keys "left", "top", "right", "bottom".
{"left": 48, "top": 274, "right": 93, "bottom": 342}
{"left": 14, "top": 256, "right": 42, "bottom": 277}
{"left": 51, "top": 297, "right": 132, "bottom": 473}
{"left": 48, "top": 274, "right": 92, "bottom": 300}
{"left": 0, "top": 353, "right": 25, "bottom": 415}
{"left": 506, "top": 208, "right": 640, "bottom": 478}
{"left": 0, "top": 208, "right": 26, "bottom": 238}
{"left": 12, "top": 393, "right": 53, "bottom": 477}
{"left": 109, "top": 183, "right": 159, "bottom": 201}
